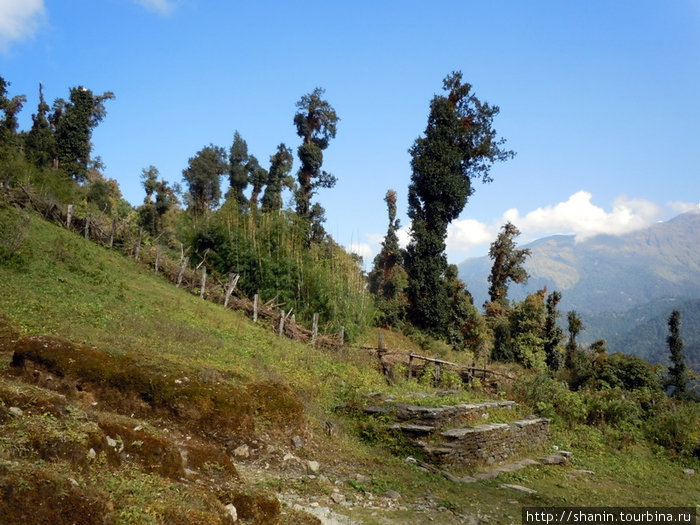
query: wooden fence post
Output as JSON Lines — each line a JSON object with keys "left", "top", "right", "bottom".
{"left": 109, "top": 218, "right": 116, "bottom": 248}
{"left": 224, "top": 274, "right": 239, "bottom": 308}
{"left": 200, "top": 267, "right": 207, "bottom": 298}
{"left": 407, "top": 353, "right": 414, "bottom": 380}
{"left": 84, "top": 216, "right": 90, "bottom": 239}
{"left": 134, "top": 227, "right": 143, "bottom": 261}
{"left": 312, "top": 313, "right": 319, "bottom": 346}
{"left": 253, "top": 294, "right": 259, "bottom": 322}
{"left": 176, "top": 256, "right": 189, "bottom": 288}
{"left": 434, "top": 355, "right": 441, "bottom": 388}
{"left": 338, "top": 326, "right": 344, "bottom": 346}
{"left": 278, "top": 310, "right": 285, "bottom": 336}
{"left": 154, "top": 245, "right": 161, "bottom": 275}
{"left": 66, "top": 204, "right": 73, "bottom": 230}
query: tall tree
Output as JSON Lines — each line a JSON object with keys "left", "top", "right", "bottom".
{"left": 261, "top": 143, "right": 293, "bottom": 212}
{"left": 182, "top": 145, "right": 228, "bottom": 214}
{"left": 0, "top": 76, "right": 26, "bottom": 147}
{"left": 368, "top": 190, "right": 408, "bottom": 327}
{"left": 487, "top": 222, "right": 531, "bottom": 306}
{"left": 25, "top": 83, "right": 55, "bottom": 167}
{"left": 405, "top": 71, "right": 514, "bottom": 335}
{"left": 53, "top": 86, "right": 114, "bottom": 181}
{"left": 228, "top": 131, "right": 249, "bottom": 208}
{"left": 544, "top": 290, "right": 565, "bottom": 371}
{"left": 293, "top": 88, "right": 339, "bottom": 239}
{"left": 667, "top": 309, "right": 687, "bottom": 399}
{"left": 565, "top": 310, "right": 584, "bottom": 367}
{"left": 247, "top": 155, "right": 268, "bottom": 208}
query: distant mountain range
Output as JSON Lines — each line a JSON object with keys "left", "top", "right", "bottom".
{"left": 458, "top": 211, "right": 700, "bottom": 370}
{"left": 458, "top": 210, "right": 700, "bottom": 315}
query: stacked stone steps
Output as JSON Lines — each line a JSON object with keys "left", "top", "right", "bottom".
{"left": 364, "top": 397, "right": 552, "bottom": 470}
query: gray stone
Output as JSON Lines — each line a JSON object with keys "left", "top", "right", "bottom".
{"left": 233, "top": 444, "right": 250, "bottom": 458}
{"left": 683, "top": 468, "right": 695, "bottom": 476}
{"left": 8, "top": 407, "right": 23, "bottom": 417}
{"left": 539, "top": 454, "right": 567, "bottom": 465}
{"left": 224, "top": 503, "right": 238, "bottom": 522}
{"left": 307, "top": 460, "right": 320, "bottom": 474}
{"left": 291, "top": 435, "right": 304, "bottom": 449}
{"left": 382, "top": 490, "right": 401, "bottom": 500}
{"left": 500, "top": 483, "right": 537, "bottom": 495}
{"left": 330, "top": 493, "right": 346, "bottom": 504}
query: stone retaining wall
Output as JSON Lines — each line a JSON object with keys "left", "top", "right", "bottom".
{"left": 423, "top": 417, "right": 550, "bottom": 468}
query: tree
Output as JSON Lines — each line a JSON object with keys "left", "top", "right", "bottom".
{"left": 405, "top": 71, "right": 514, "bottom": 335}
{"left": 25, "top": 83, "right": 56, "bottom": 168}
{"left": 487, "top": 222, "right": 531, "bottom": 306}
{"left": 667, "top": 309, "right": 687, "bottom": 399}
{"left": 0, "top": 76, "right": 26, "bottom": 149}
{"left": 228, "top": 131, "right": 249, "bottom": 208}
{"left": 54, "top": 86, "right": 114, "bottom": 181}
{"left": 293, "top": 88, "right": 339, "bottom": 239}
{"left": 565, "top": 309, "right": 584, "bottom": 368}
{"left": 544, "top": 290, "right": 565, "bottom": 371}
{"left": 368, "top": 190, "right": 408, "bottom": 327}
{"left": 182, "top": 145, "right": 228, "bottom": 214}
{"left": 247, "top": 155, "right": 268, "bottom": 208}
{"left": 261, "top": 143, "right": 294, "bottom": 212}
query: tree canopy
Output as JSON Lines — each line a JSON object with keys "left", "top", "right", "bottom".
{"left": 405, "top": 71, "right": 514, "bottom": 335}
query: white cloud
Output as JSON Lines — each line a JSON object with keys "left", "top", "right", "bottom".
{"left": 133, "top": 0, "right": 175, "bottom": 15}
{"left": 345, "top": 242, "right": 373, "bottom": 261}
{"left": 446, "top": 219, "right": 494, "bottom": 254}
{"left": 501, "top": 191, "right": 662, "bottom": 241}
{"left": 666, "top": 200, "right": 699, "bottom": 214}
{"left": 0, "top": 0, "right": 45, "bottom": 51}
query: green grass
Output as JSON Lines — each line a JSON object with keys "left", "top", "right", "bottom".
{"left": 1, "top": 203, "right": 698, "bottom": 524}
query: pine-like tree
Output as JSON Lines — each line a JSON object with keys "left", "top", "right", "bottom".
{"left": 182, "top": 145, "right": 228, "bottom": 214}
{"left": 293, "top": 88, "right": 338, "bottom": 240}
{"left": 261, "top": 143, "right": 293, "bottom": 212}
{"left": 544, "top": 290, "right": 565, "bottom": 371}
{"left": 54, "top": 86, "right": 114, "bottom": 181}
{"left": 667, "top": 309, "right": 687, "bottom": 399}
{"left": 25, "top": 83, "right": 55, "bottom": 168}
{"left": 405, "top": 72, "right": 514, "bottom": 336}
{"left": 487, "top": 222, "right": 531, "bottom": 306}
{"left": 228, "top": 131, "right": 249, "bottom": 209}
{"left": 368, "top": 190, "right": 408, "bottom": 326}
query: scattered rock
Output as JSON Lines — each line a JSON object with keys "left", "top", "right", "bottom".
{"left": 291, "top": 435, "right": 304, "bottom": 449}
{"left": 233, "top": 444, "right": 250, "bottom": 458}
{"left": 307, "top": 460, "right": 320, "bottom": 474}
{"left": 224, "top": 503, "right": 238, "bottom": 523}
{"left": 68, "top": 478, "right": 80, "bottom": 487}
{"left": 353, "top": 473, "right": 369, "bottom": 483}
{"left": 87, "top": 448, "right": 96, "bottom": 460}
{"left": 330, "top": 493, "right": 345, "bottom": 504}
{"left": 500, "top": 483, "right": 537, "bottom": 495}
{"left": 683, "top": 469, "right": 695, "bottom": 476}
{"left": 559, "top": 450, "right": 573, "bottom": 458}
{"left": 539, "top": 454, "right": 567, "bottom": 465}
{"left": 282, "top": 453, "right": 297, "bottom": 462}
{"left": 571, "top": 469, "right": 595, "bottom": 476}
{"left": 8, "top": 406, "right": 23, "bottom": 416}
{"left": 382, "top": 490, "right": 401, "bottom": 500}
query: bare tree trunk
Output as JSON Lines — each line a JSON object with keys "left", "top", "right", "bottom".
{"left": 200, "top": 267, "right": 207, "bottom": 298}
{"left": 66, "top": 204, "right": 74, "bottom": 230}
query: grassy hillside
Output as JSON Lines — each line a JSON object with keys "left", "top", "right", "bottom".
{"left": 1, "top": 203, "right": 698, "bottom": 524}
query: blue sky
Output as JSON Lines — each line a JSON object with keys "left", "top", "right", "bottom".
{"left": 2, "top": 0, "right": 699, "bottom": 265}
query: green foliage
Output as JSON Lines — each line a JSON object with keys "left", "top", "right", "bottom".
{"left": 182, "top": 145, "right": 228, "bottom": 214}
{"left": 406, "top": 72, "right": 514, "bottom": 337}
{"left": 184, "top": 203, "right": 373, "bottom": 341}
{"left": 293, "top": 88, "right": 338, "bottom": 239}
{"left": 368, "top": 190, "right": 408, "bottom": 328}
{"left": 54, "top": 86, "right": 114, "bottom": 181}
{"left": 228, "top": 131, "right": 250, "bottom": 208}
{"left": 261, "top": 143, "right": 294, "bottom": 212}
{"left": 667, "top": 309, "right": 688, "bottom": 398}
{"left": 544, "top": 290, "right": 564, "bottom": 370}
{"left": 594, "top": 353, "right": 662, "bottom": 392}
{"left": 24, "top": 83, "right": 55, "bottom": 168}
{"left": 487, "top": 222, "right": 530, "bottom": 306}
